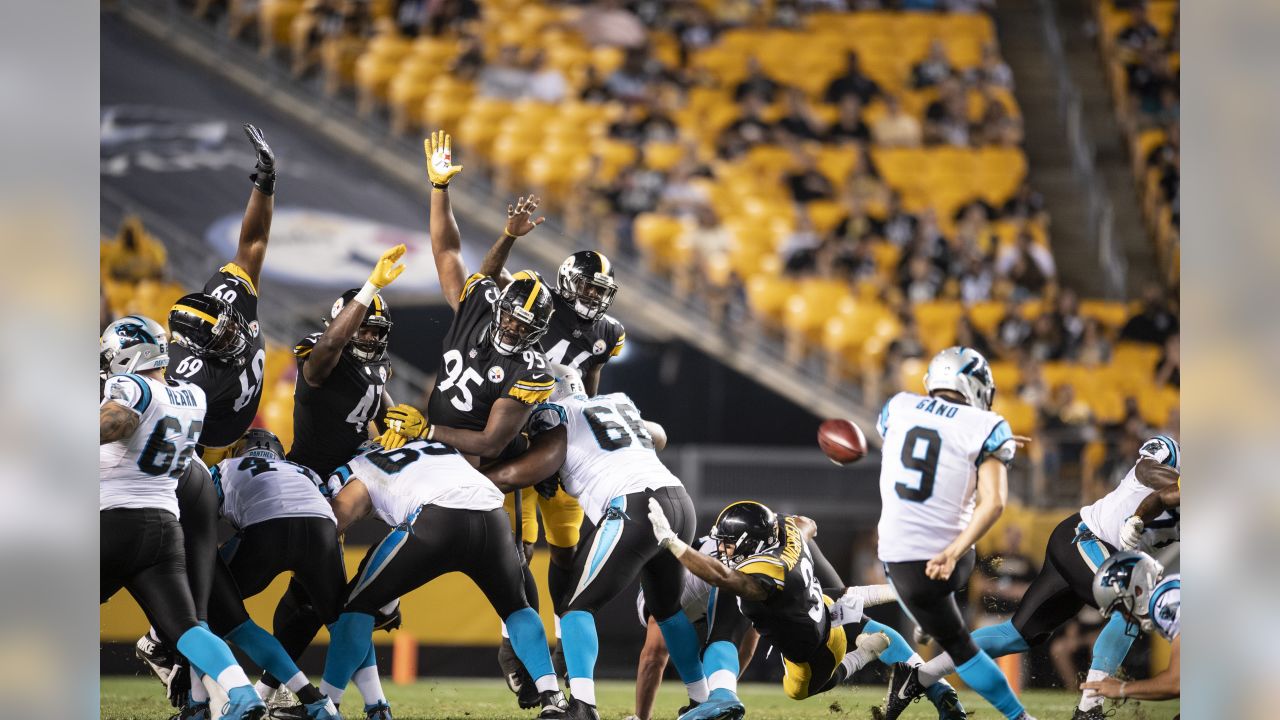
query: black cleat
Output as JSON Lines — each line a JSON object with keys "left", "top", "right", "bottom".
{"left": 1071, "top": 707, "right": 1113, "bottom": 720}
{"left": 497, "top": 636, "right": 540, "bottom": 709}
{"left": 566, "top": 698, "right": 601, "bottom": 720}
{"left": 932, "top": 682, "right": 967, "bottom": 720}
{"left": 552, "top": 640, "right": 568, "bottom": 683}
{"left": 883, "top": 663, "right": 927, "bottom": 720}
{"left": 677, "top": 700, "right": 699, "bottom": 717}
{"left": 538, "top": 690, "right": 569, "bottom": 718}
{"left": 136, "top": 633, "right": 177, "bottom": 685}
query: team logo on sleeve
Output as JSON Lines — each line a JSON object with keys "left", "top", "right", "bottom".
{"left": 379, "top": 366, "right": 388, "bottom": 382}
{"left": 592, "top": 339, "right": 607, "bottom": 355}
{"left": 488, "top": 366, "right": 505, "bottom": 383}
{"left": 248, "top": 320, "right": 260, "bottom": 338}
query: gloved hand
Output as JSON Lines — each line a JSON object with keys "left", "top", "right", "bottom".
{"left": 648, "top": 498, "right": 686, "bottom": 556}
{"left": 368, "top": 243, "right": 407, "bottom": 289}
{"left": 243, "top": 123, "right": 276, "bottom": 195}
{"left": 1119, "top": 515, "right": 1144, "bottom": 550}
{"left": 379, "top": 403, "right": 427, "bottom": 449}
{"left": 425, "top": 130, "right": 462, "bottom": 188}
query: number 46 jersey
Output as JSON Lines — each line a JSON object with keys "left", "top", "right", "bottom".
{"left": 876, "top": 392, "right": 1016, "bottom": 563}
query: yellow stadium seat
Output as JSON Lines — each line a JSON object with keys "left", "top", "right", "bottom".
{"left": 967, "top": 300, "right": 1006, "bottom": 336}
{"left": 747, "top": 274, "right": 799, "bottom": 327}
{"left": 1079, "top": 299, "right": 1130, "bottom": 331}
{"left": 592, "top": 139, "right": 638, "bottom": 182}
{"left": 913, "top": 300, "right": 964, "bottom": 354}
{"left": 806, "top": 201, "right": 847, "bottom": 235}
{"left": 259, "top": 0, "right": 303, "bottom": 47}
{"left": 989, "top": 360, "right": 1021, "bottom": 393}
{"left": 1112, "top": 341, "right": 1162, "bottom": 374}
{"left": 785, "top": 279, "right": 853, "bottom": 347}
{"left": 632, "top": 213, "right": 687, "bottom": 272}
{"left": 1137, "top": 384, "right": 1179, "bottom": 428}
{"left": 993, "top": 396, "right": 1038, "bottom": 436}
{"left": 897, "top": 357, "right": 929, "bottom": 394}
{"left": 644, "top": 141, "right": 685, "bottom": 172}
{"left": 814, "top": 146, "right": 860, "bottom": 186}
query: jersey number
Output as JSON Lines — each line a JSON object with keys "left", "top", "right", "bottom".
{"left": 236, "top": 457, "right": 272, "bottom": 476}
{"left": 173, "top": 357, "right": 203, "bottom": 378}
{"left": 438, "top": 349, "right": 484, "bottom": 413}
{"left": 544, "top": 339, "right": 590, "bottom": 370}
{"left": 138, "top": 417, "right": 203, "bottom": 477}
{"left": 346, "top": 384, "right": 384, "bottom": 432}
{"left": 211, "top": 283, "right": 238, "bottom": 304}
{"left": 583, "top": 401, "right": 653, "bottom": 451}
{"left": 798, "top": 554, "right": 825, "bottom": 623}
{"left": 897, "top": 426, "right": 942, "bottom": 502}
{"left": 365, "top": 442, "right": 456, "bottom": 474}
{"left": 233, "top": 348, "right": 267, "bottom": 413}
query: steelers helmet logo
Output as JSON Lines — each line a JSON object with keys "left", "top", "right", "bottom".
{"left": 330, "top": 297, "right": 344, "bottom": 319}
{"left": 592, "top": 339, "right": 607, "bottom": 355}
{"left": 488, "top": 366, "right": 505, "bottom": 383}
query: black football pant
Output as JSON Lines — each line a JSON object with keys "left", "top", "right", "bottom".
{"left": 1011, "top": 512, "right": 1117, "bottom": 645}
{"left": 884, "top": 549, "right": 978, "bottom": 665}
{"left": 101, "top": 508, "right": 200, "bottom": 644}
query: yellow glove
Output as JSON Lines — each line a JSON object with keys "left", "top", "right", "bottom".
{"left": 378, "top": 428, "right": 408, "bottom": 450}
{"left": 369, "top": 243, "right": 407, "bottom": 289}
{"left": 381, "top": 403, "right": 428, "bottom": 450}
{"left": 425, "top": 131, "right": 462, "bottom": 188}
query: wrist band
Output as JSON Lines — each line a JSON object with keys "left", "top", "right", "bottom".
{"left": 665, "top": 537, "right": 688, "bottom": 558}
{"left": 1119, "top": 682, "right": 1127, "bottom": 698}
{"left": 431, "top": 182, "right": 449, "bottom": 190}
{"left": 426, "top": 425, "right": 435, "bottom": 441}
{"left": 354, "top": 281, "right": 378, "bottom": 307}
{"left": 502, "top": 229, "right": 517, "bottom": 240}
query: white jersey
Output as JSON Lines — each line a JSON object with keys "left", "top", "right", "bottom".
{"left": 1148, "top": 573, "right": 1180, "bottom": 640}
{"left": 1080, "top": 436, "right": 1180, "bottom": 553}
{"left": 212, "top": 456, "right": 335, "bottom": 531}
{"left": 634, "top": 537, "right": 717, "bottom": 627}
{"left": 531, "top": 392, "right": 681, "bottom": 525}
{"left": 876, "top": 392, "right": 1016, "bottom": 563}
{"left": 100, "top": 373, "right": 207, "bottom": 518}
{"left": 340, "top": 440, "right": 503, "bottom": 527}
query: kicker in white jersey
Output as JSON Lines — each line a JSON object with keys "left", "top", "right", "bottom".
{"left": 1079, "top": 435, "right": 1180, "bottom": 553}
{"left": 876, "top": 391, "right": 1016, "bottom": 563}
{"left": 211, "top": 455, "right": 335, "bottom": 530}
{"left": 336, "top": 440, "right": 504, "bottom": 527}
{"left": 100, "top": 373, "right": 207, "bottom": 518}
{"left": 529, "top": 391, "right": 680, "bottom": 524}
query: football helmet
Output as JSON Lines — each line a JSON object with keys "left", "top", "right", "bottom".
{"left": 491, "top": 270, "right": 554, "bottom": 355}
{"left": 556, "top": 250, "right": 618, "bottom": 321}
{"left": 549, "top": 363, "right": 587, "bottom": 402}
{"left": 1138, "top": 435, "right": 1181, "bottom": 472}
{"left": 101, "top": 315, "right": 170, "bottom": 376}
{"left": 924, "top": 346, "right": 996, "bottom": 411}
{"left": 1093, "top": 550, "right": 1164, "bottom": 634}
{"left": 327, "top": 288, "right": 393, "bottom": 363}
{"left": 710, "top": 501, "right": 779, "bottom": 566}
{"left": 232, "top": 428, "right": 286, "bottom": 460}
{"left": 169, "top": 293, "right": 249, "bottom": 367}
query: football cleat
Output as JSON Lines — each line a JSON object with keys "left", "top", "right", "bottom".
{"left": 168, "top": 701, "right": 210, "bottom": 720}
{"left": 303, "top": 696, "right": 343, "bottom": 720}
{"left": 883, "top": 663, "right": 927, "bottom": 720}
{"left": 678, "top": 688, "right": 745, "bottom": 720}
{"left": 364, "top": 702, "right": 394, "bottom": 720}
{"left": 497, "top": 636, "right": 540, "bottom": 708}
{"left": 136, "top": 633, "right": 177, "bottom": 685}
{"left": 537, "top": 689, "right": 570, "bottom": 718}
{"left": 565, "top": 698, "right": 601, "bottom": 720}
{"left": 1071, "top": 707, "right": 1113, "bottom": 720}
{"left": 222, "top": 696, "right": 269, "bottom": 720}
{"left": 263, "top": 685, "right": 296, "bottom": 710}
{"left": 678, "top": 699, "right": 700, "bottom": 716}
{"left": 928, "top": 680, "right": 967, "bottom": 720}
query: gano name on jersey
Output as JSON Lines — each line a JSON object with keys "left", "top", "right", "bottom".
{"left": 211, "top": 455, "right": 335, "bottom": 531}
{"left": 735, "top": 515, "right": 830, "bottom": 661}
{"left": 1148, "top": 573, "right": 1180, "bottom": 641}
{"left": 426, "top": 273, "right": 554, "bottom": 433}
{"left": 530, "top": 392, "right": 680, "bottom": 524}
{"left": 167, "top": 263, "right": 266, "bottom": 447}
{"left": 288, "top": 331, "right": 390, "bottom": 477}
{"left": 100, "top": 373, "right": 207, "bottom": 518}
{"left": 336, "top": 440, "right": 504, "bottom": 527}
{"left": 1079, "top": 436, "right": 1180, "bottom": 553}
{"left": 541, "top": 292, "right": 625, "bottom": 374}
{"left": 876, "top": 391, "right": 1016, "bottom": 563}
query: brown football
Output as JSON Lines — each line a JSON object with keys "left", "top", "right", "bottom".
{"left": 817, "top": 418, "right": 867, "bottom": 465}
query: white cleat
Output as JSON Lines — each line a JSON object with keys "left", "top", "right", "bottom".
{"left": 855, "top": 631, "right": 891, "bottom": 657}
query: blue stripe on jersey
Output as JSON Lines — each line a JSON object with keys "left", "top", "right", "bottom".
{"left": 121, "top": 373, "right": 152, "bottom": 414}
{"left": 588, "top": 497, "right": 627, "bottom": 579}
{"left": 976, "top": 419, "right": 1013, "bottom": 467}
{"left": 876, "top": 399, "right": 891, "bottom": 438}
{"left": 1075, "top": 522, "right": 1110, "bottom": 571}
{"left": 209, "top": 464, "right": 225, "bottom": 506}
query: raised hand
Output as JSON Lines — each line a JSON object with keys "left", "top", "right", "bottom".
{"left": 425, "top": 130, "right": 463, "bottom": 188}
{"left": 369, "top": 243, "right": 407, "bottom": 289}
{"left": 243, "top": 123, "right": 276, "bottom": 195}
{"left": 505, "top": 195, "right": 546, "bottom": 238}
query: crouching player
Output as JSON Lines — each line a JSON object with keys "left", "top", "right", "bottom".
{"left": 1081, "top": 552, "right": 1180, "bottom": 702}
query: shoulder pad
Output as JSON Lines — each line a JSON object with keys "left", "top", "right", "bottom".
{"left": 294, "top": 332, "right": 322, "bottom": 358}
{"left": 736, "top": 554, "right": 786, "bottom": 585}
{"left": 509, "top": 371, "right": 555, "bottom": 405}
{"left": 215, "top": 262, "right": 258, "bottom": 297}
{"left": 103, "top": 373, "right": 151, "bottom": 416}
{"left": 459, "top": 272, "right": 490, "bottom": 303}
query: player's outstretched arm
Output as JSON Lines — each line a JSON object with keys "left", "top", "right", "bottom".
{"left": 425, "top": 131, "right": 467, "bottom": 310}
{"left": 430, "top": 397, "right": 535, "bottom": 459}
{"left": 479, "top": 195, "right": 545, "bottom": 290}
{"left": 99, "top": 401, "right": 140, "bottom": 444}
{"left": 633, "top": 617, "right": 670, "bottom": 720}
{"left": 584, "top": 364, "right": 605, "bottom": 398}
{"left": 302, "top": 244, "right": 406, "bottom": 387}
{"left": 649, "top": 499, "right": 770, "bottom": 601}
{"left": 1121, "top": 481, "right": 1180, "bottom": 549}
{"left": 235, "top": 123, "right": 276, "bottom": 288}
{"left": 1082, "top": 634, "right": 1179, "bottom": 700}
{"left": 1135, "top": 457, "right": 1180, "bottom": 490}
{"left": 927, "top": 457, "right": 1009, "bottom": 581}
{"left": 331, "top": 477, "right": 373, "bottom": 534}
{"left": 484, "top": 425, "right": 567, "bottom": 493}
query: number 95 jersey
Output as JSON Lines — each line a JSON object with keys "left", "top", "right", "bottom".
{"left": 875, "top": 392, "right": 1016, "bottom": 563}
{"left": 426, "top": 274, "right": 554, "bottom": 432}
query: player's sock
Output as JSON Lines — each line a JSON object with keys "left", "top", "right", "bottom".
{"left": 972, "top": 620, "right": 1030, "bottom": 657}
{"left": 863, "top": 620, "right": 914, "bottom": 665}
{"left": 176, "top": 626, "right": 252, "bottom": 692}
{"left": 254, "top": 679, "right": 274, "bottom": 699}
{"left": 1079, "top": 669, "right": 1110, "bottom": 712}
{"left": 322, "top": 612, "right": 375, "bottom": 696}
{"left": 318, "top": 680, "right": 344, "bottom": 705}
{"left": 553, "top": 613, "right": 562, "bottom": 640}
{"left": 1090, "top": 612, "right": 1136, "bottom": 675}
{"left": 702, "top": 641, "right": 739, "bottom": 694}
{"left": 548, "top": 560, "right": 571, "bottom": 616}
{"left": 560, "top": 610, "right": 598, "bottom": 680}
{"left": 568, "top": 677, "right": 596, "bottom": 706}
{"left": 917, "top": 653, "right": 955, "bottom": 686}
{"left": 655, "top": 612, "right": 708, "bottom": 701}
{"left": 506, "top": 607, "right": 557, "bottom": 682}
{"left": 190, "top": 667, "right": 209, "bottom": 703}
{"left": 225, "top": 619, "right": 309, "bottom": 694}
{"left": 352, "top": 645, "right": 387, "bottom": 706}
{"left": 954, "top": 651, "right": 1024, "bottom": 720}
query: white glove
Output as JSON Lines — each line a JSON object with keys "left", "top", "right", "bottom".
{"left": 829, "top": 589, "right": 866, "bottom": 627}
{"left": 1119, "top": 516, "right": 1144, "bottom": 550}
{"left": 648, "top": 498, "right": 687, "bottom": 556}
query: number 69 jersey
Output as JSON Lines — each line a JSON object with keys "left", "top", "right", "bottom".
{"left": 530, "top": 392, "right": 680, "bottom": 525}
{"left": 875, "top": 392, "right": 1016, "bottom": 563}
{"left": 100, "top": 373, "right": 207, "bottom": 518}
{"left": 426, "top": 273, "right": 554, "bottom": 433}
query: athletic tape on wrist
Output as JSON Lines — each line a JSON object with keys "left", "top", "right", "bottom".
{"left": 354, "top": 281, "right": 378, "bottom": 307}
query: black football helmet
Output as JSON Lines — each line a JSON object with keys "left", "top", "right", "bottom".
{"left": 327, "top": 288, "right": 392, "bottom": 363}
{"left": 491, "top": 270, "right": 554, "bottom": 355}
{"left": 556, "top": 250, "right": 618, "bottom": 321}
{"left": 232, "top": 428, "right": 286, "bottom": 460}
{"left": 710, "top": 501, "right": 780, "bottom": 565}
{"left": 169, "top": 293, "right": 249, "bottom": 367}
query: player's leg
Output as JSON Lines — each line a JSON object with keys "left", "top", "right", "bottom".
{"left": 499, "top": 487, "right": 544, "bottom": 705}
{"left": 677, "top": 586, "right": 750, "bottom": 720}
{"left": 540, "top": 486, "right": 583, "bottom": 680}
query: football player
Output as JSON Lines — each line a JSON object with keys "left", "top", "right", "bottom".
{"left": 480, "top": 368, "right": 714, "bottom": 720}
{"left": 317, "top": 439, "right": 569, "bottom": 719}
{"left": 904, "top": 436, "right": 1181, "bottom": 720}
{"left": 1081, "top": 552, "right": 1179, "bottom": 701}
{"left": 874, "top": 347, "right": 1034, "bottom": 720}
{"left": 99, "top": 316, "right": 267, "bottom": 720}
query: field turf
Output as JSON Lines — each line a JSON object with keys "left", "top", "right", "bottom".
{"left": 101, "top": 676, "right": 1180, "bottom": 719}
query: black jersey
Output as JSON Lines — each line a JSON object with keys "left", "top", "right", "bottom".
{"left": 425, "top": 273, "right": 555, "bottom": 433}
{"left": 540, "top": 293, "right": 626, "bottom": 375}
{"left": 736, "top": 515, "right": 831, "bottom": 660}
{"left": 167, "top": 263, "right": 266, "bottom": 448}
{"left": 286, "top": 332, "right": 391, "bottom": 477}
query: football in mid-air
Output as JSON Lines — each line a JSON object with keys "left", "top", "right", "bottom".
{"left": 817, "top": 418, "right": 867, "bottom": 465}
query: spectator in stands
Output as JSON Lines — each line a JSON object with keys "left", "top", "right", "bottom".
{"left": 884, "top": 311, "right": 928, "bottom": 392}
{"left": 1049, "top": 611, "right": 1106, "bottom": 692}
{"left": 579, "top": 65, "right": 612, "bottom": 103}
{"left": 657, "top": 157, "right": 712, "bottom": 219}
{"left": 824, "top": 51, "right": 882, "bottom": 106}
{"left": 878, "top": 190, "right": 919, "bottom": 247}
{"left": 1001, "top": 180, "right": 1048, "bottom": 223}
{"left": 1073, "top": 318, "right": 1112, "bottom": 366}
{"left": 832, "top": 236, "right": 879, "bottom": 284}
{"left": 1120, "top": 282, "right": 1179, "bottom": 345}
{"left": 421, "top": 0, "right": 479, "bottom": 36}
{"left": 823, "top": 94, "right": 871, "bottom": 145}
{"left": 973, "top": 525, "right": 1036, "bottom": 626}
{"left": 912, "top": 40, "right": 955, "bottom": 89}
{"left": 1152, "top": 84, "right": 1180, "bottom": 127}
{"left": 448, "top": 32, "right": 486, "bottom": 82}
{"left": 996, "top": 297, "right": 1033, "bottom": 357}
{"left": 678, "top": 206, "right": 734, "bottom": 297}
{"left": 975, "top": 94, "right": 1024, "bottom": 147}
{"left": 780, "top": 210, "right": 824, "bottom": 276}
{"left": 670, "top": 3, "right": 719, "bottom": 66}
{"left": 957, "top": 254, "right": 995, "bottom": 304}
{"left": 955, "top": 314, "right": 996, "bottom": 360}
{"left": 717, "top": 94, "right": 774, "bottom": 159}
{"left": 785, "top": 151, "right": 834, "bottom": 203}
{"left": 527, "top": 50, "right": 568, "bottom": 103}
{"left": 1125, "top": 40, "right": 1176, "bottom": 117}
{"left": 1050, "top": 288, "right": 1086, "bottom": 357}
{"left": 924, "top": 78, "right": 971, "bottom": 147}
{"left": 1040, "top": 383, "right": 1097, "bottom": 479}
{"left": 605, "top": 46, "right": 660, "bottom": 103}
{"left": 101, "top": 215, "right": 167, "bottom": 283}
{"left": 997, "top": 229, "right": 1056, "bottom": 298}
{"left": 1018, "top": 357, "right": 1050, "bottom": 408}
{"left": 604, "top": 163, "right": 666, "bottom": 255}
{"left": 1115, "top": 4, "right": 1160, "bottom": 53}
{"left": 844, "top": 145, "right": 892, "bottom": 209}
{"left": 1155, "top": 333, "right": 1180, "bottom": 388}
{"left": 576, "top": 0, "right": 647, "bottom": 49}
{"left": 776, "top": 88, "right": 824, "bottom": 142}
{"left": 966, "top": 42, "right": 1015, "bottom": 90}
{"left": 1027, "top": 312, "right": 1064, "bottom": 361}
{"left": 733, "top": 56, "right": 780, "bottom": 104}
{"left": 901, "top": 253, "right": 944, "bottom": 304}
{"left": 954, "top": 201, "right": 998, "bottom": 255}
{"left": 832, "top": 195, "right": 873, "bottom": 246}
{"left": 478, "top": 45, "right": 532, "bottom": 100}
{"left": 872, "top": 94, "right": 923, "bottom": 148}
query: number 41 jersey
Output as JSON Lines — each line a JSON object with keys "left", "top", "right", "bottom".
{"left": 288, "top": 331, "right": 390, "bottom": 477}
{"left": 876, "top": 391, "right": 1016, "bottom": 563}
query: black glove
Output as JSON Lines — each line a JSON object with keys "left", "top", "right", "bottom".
{"left": 374, "top": 603, "right": 402, "bottom": 632}
{"left": 534, "top": 473, "right": 561, "bottom": 500}
{"left": 166, "top": 655, "right": 191, "bottom": 708}
{"left": 243, "top": 123, "right": 276, "bottom": 195}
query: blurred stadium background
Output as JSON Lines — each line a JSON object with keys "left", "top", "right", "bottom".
{"left": 100, "top": 0, "right": 1178, "bottom": 706}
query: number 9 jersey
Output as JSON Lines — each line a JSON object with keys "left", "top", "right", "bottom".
{"left": 426, "top": 273, "right": 554, "bottom": 432}
{"left": 875, "top": 391, "right": 1016, "bottom": 563}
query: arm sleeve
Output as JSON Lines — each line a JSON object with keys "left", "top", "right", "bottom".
{"left": 293, "top": 333, "right": 320, "bottom": 363}
{"left": 101, "top": 374, "right": 151, "bottom": 416}
{"left": 507, "top": 370, "right": 556, "bottom": 405}
{"left": 458, "top": 272, "right": 490, "bottom": 303}
{"left": 977, "top": 418, "right": 1016, "bottom": 467}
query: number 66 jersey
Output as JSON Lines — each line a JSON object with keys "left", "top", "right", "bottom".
{"left": 875, "top": 392, "right": 1016, "bottom": 563}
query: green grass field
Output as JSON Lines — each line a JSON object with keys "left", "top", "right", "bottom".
{"left": 101, "top": 676, "right": 1179, "bottom": 720}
